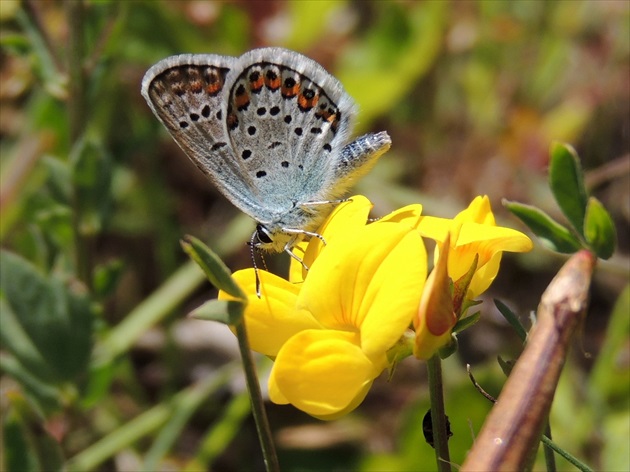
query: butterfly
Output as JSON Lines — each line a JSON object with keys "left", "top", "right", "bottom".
{"left": 142, "top": 47, "right": 390, "bottom": 267}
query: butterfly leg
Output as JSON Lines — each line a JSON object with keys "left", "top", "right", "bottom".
{"left": 281, "top": 227, "right": 327, "bottom": 246}
{"left": 284, "top": 245, "right": 310, "bottom": 271}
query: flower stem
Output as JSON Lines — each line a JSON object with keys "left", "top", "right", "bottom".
{"left": 427, "top": 355, "right": 451, "bottom": 472}
{"left": 234, "top": 318, "right": 280, "bottom": 472}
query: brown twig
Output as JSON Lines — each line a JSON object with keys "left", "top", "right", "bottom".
{"left": 461, "top": 250, "right": 596, "bottom": 471}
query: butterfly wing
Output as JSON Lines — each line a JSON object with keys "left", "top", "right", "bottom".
{"left": 141, "top": 54, "right": 267, "bottom": 219}
{"left": 221, "top": 48, "right": 359, "bottom": 218}
{"left": 142, "top": 49, "right": 391, "bottom": 235}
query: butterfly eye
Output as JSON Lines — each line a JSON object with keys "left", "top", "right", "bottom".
{"left": 255, "top": 224, "right": 273, "bottom": 245}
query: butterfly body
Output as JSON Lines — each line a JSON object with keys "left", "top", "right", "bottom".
{"left": 142, "top": 48, "right": 390, "bottom": 253}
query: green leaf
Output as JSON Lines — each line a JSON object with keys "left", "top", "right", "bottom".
{"left": 504, "top": 200, "right": 582, "bottom": 253}
{"left": 93, "top": 259, "right": 124, "bottom": 299}
{"left": 549, "top": 142, "right": 589, "bottom": 235}
{"left": 180, "top": 236, "right": 247, "bottom": 301}
{"left": 497, "top": 356, "right": 516, "bottom": 377}
{"left": 190, "top": 299, "right": 245, "bottom": 325}
{"left": 0, "top": 354, "right": 62, "bottom": 413}
{"left": 584, "top": 197, "right": 616, "bottom": 260}
{"left": 452, "top": 311, "right": 481, "bottom": 334}
{"left": 42, "top": 156, "right": 72, "bottom": 205}
{"left": 3, "top": 397, "right": 65, "bottom": 472}
{"left": 70, "top": 138, "right": 113, "bottom": 235}
{"left": 494, "top": 299, "right": 528, "bottom": 343}
{"left": 588, "top": 285, "right": 629, "bottom": 401}
{"left": 0, "top": 251, "right": 94, "bottom": 385}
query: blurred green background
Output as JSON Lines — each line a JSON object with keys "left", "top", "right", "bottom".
{"left": 1, "top": 1, "right": 628, "bottom": 471}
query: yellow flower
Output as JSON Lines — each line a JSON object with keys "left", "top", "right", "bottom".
{"left": 417, "top": 196, "right": 533, "bottom": 299}
{"left": 412, "top": 196, "right": 533, "bottom": 359}
{"left": 413, "top": 234, "right": 457, "bottom": 360}
{"left": 219, "top": 196, "right": 427, "bottom": 419}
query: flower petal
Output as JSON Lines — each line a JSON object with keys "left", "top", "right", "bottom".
{"left": 219, "top": 269, "right": 320, "bottom": 356}
{"left": 298, "top": 222, "right": 427, "bottom": 357}
{"left": 416, "top": 215, "right": 452, "bottom": 243}
{"left": 268, "top": 329, "right": 384, "bottom": 417}
{"left": 380, "top": 204, "right": 424, "bottom": 227}
{"left": 455, "top": 195, "right": 495, "bottom": 225}
{"left": 294, "top": 195, "right": 373, "bottom": 278}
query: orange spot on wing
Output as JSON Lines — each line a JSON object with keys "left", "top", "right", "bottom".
{"left": 281, "top": 82, "right": 300, "bottom": 98}
{"left": 235, "top": 92, "right": 250, "bottom": 110}
{"left": 250, "top": 75, "right": 264, "bottom": 92}
{"left": 265, "top": 74, "right": 281, "bottom": 90}
{"left": 298, "top": 91, "right": 319, "bottom": 111}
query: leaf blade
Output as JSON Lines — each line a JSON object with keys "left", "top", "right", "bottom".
{"left": 503, "top": 200, "right": 582, "bottom": 253}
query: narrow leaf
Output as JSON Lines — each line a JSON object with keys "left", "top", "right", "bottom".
{"left": 180, "top": 236, "right": 246, "bottom": 301}
{"left": 190, "top": 299, "right": 245, "bottom": 325}
{"left": 584, "top": 197, "right": 616, "bottom": 260}
{"left": 494, "top": 299, "right": 528, "bottom": 343}
{"left": 549, "top": 142, "right": 589, "bottom": 235}
{"left": 452, "top": 311, "right": 481, "bottom": 334}
{"left": 504, "top": 200, "right": 582, "bottom": 253}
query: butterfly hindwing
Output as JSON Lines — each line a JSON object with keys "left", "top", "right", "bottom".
{"left": 222, "top": 48, "right": 358, "bottom": 213}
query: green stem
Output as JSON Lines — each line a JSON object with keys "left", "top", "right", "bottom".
{"left": 543, "top": 421, "right": 557, "bottom": 471}
{"left": 66, "top": 364, "right": 236, "bottom": 471}
{"left": 541, "top": 434, "right": 594, "bottom": 472}
{"left": 65, "top": 0, "right": 92, "bottom": 290}
{"left": 427, "top": 355, "right": 451, "bottom": 472}
{"left": 234, "top": 319, "right": 280, "bottom": 472}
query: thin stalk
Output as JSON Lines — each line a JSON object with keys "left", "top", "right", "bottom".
{"left": 427, "top": 355, "right": 451, "bottom": 472}
{"left": 66, "top": 364, "right": 236, "bottom": 472}
{"left": 65, "top": 0, "right": 86, "bottom": 142}
{"left": 65, "top": 0, "right": 92, "bottom": 289}
{"left": 542, "top": 422, "right": 557, "bottom": 472}
{"left": 234, "top": 319, "right": 280, "bottom": 472}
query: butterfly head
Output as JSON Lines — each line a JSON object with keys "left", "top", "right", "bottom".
{"left": 251, "top": 223, "right": 299, "bottom": 253}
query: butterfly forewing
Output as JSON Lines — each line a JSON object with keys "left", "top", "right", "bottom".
{"left": 141, "top": 54, "right": 265, "bottom": 218}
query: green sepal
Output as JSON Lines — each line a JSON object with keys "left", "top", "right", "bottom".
{"left": 452, "top": 254, "right": 478, "bottom": 317}
{"left": 438, "top": 333, "right": 459, "bottom": 359}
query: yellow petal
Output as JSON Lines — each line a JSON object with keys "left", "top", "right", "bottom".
{"left": 308, "top": 195, "right": 373, "bottom": 264}
{"left": 456, "top": 223, "right": 533, "bottom": 252}
{"left": 379, "top": 204, "right": 424, "bottom": 228}
{"left": 416, "top": 215, "right": 452, "bottom": 243}
{"left": 455, "top": 195, "right": 495, "bottom": 225}
{"left": 268, "top": 329, "right": 384, "bottom": 417}
{"left": 298, "top": 222, "right": 427, "bottom": 358}
{"left": 220, "top": 269, "right": 320, "bottom": 357}
{"left": 312, "top": 382, "right": 373, "bottom": 420}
